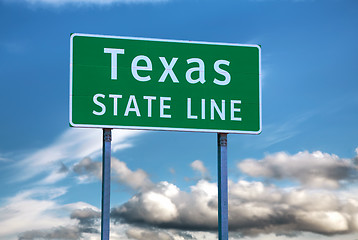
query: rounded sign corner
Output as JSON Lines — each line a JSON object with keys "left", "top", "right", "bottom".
{"left": 70, "top": 33, "right": 80, "bottom": 41}
{"left": 69, "top": 119, "right": 76, "bottom": 128}
{"left": 255, "top": 128, "right": 263, "bottom": 135}
{"left": 254, "top": 44, "right": 262, "bottom": 55}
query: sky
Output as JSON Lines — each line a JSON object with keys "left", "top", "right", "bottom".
{"left": 0, "top": 0, "right": 358, "bottom": 239}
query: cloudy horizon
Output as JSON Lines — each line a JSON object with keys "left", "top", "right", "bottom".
{"left": 1, "top": 127, "right": 358, "bottom": 239}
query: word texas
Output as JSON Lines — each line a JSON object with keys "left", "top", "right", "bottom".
{"left": 104, "top": 48, "right": 231, "bottom": 85}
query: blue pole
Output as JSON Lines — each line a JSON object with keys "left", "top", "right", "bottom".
{"left": 101, "top": 128, "right": 112, "bottom": 240}
{"left": 218, "top": 133, "right": 228, "bottom": 240}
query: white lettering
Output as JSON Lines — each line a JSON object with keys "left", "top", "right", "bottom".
{"left": 213, "top": 60, "right": 231, "bottom": 86}
{"left": 104, "top": 48, "right": 125, "bottom": 80}
{"left": 187, "top": 98, "right": 198, "bottom": 119}
{"left": 210, "top": 99, "right": 225, "bottom": 120}
{"left": 158, "top": 57, "right": 179, "bottom": 83}
{"left": 186, "top": 58, "right": 206, "bottom": 84}
{"left": 124, "top": 95, "right": 141, "bottom": 116}
{"left": 231, "top": 100, "right": 242, "bottom": 121}
{"left": 143, "top": 96, "right": 156, "bottom": 117}
{"left": 160, "top": 97, "right": 171, "bottom": 118}
{"left": 201, "top": 99, "right": 206, "bottom": 120}
{"left": 109, "top": 94, "right": 122, "bottom": 116}
{"left": 131, "top": 55, "right": 152, "bottom": 82}
{"left": 93, "top": 94, "right": 106, "bottom": 115}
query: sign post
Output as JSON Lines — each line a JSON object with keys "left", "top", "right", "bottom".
{"left": 70, "top": 33, "right": 261, "bottom": 240}
{"left": 101, "top": 128, "right": 111, "bottom": 240}
{"left": 218, "top": 133, "right": 228, "bottom": 240}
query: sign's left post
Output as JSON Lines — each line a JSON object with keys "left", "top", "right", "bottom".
{"left": 101, "top": 128, "right": 112, "bottom": 240}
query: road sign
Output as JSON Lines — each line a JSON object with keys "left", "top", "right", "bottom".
{"left": 70, "top": 33, "right": 261, "bottom": 134}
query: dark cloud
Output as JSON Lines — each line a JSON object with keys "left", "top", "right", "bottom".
{"left": 126, "top": 228, "right": 174, "bottom": 240}
{"left": 59, "top": 162, "right": 70, "bottom": 173}
{"left": 18, "top": 226, "right": 81, "bottom": 240}
{"left": 238, "top": 151, "right": 358, "bottom": 189}
{"left": 175, "top": 231, "right": 197, "bottom": 239}
{"left": 73, "top": 157, "right": 153, "bottom": 190}
{"left": 70, "top": 208, "right": 101, "bottom": 233}
{"left": 111, "top": 178, "right": 358, "bottom": 236}
{"left": 72, "top": 157, "right": 102, "bottom": 182}
{"left": 17, "top": 208, "right": 101, "bottom": 240}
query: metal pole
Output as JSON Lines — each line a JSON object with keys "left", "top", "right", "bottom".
{"left": 101, "top": 128, "right": 112, "bottom": 240}
{"left": 218, "top": 133, "right": 228, "bottom": 240}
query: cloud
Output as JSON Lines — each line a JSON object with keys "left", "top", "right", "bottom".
{"left": 5, "top": 180, "right": 358, "bottom": 240}
{"left": 112, "top": 180, "right": 219, "bottom": 231}
{"left": 238, "top": 150, "right": 358, "bottom": 189}
{"left": 40, "top": 162, "right": 70, "bottom": 185}
{"left": 126, "top": 227, "right": 174, "bottom": 240}
{"left": 228, "top": 181, "right": 358, "bottom": 236}
{"left": 73, "top": 157, "right": 102, "bottom": 183}
{"left": 112, "top": 157, "right": 153, "bottom": 190}
{"left": 14, "top": 128, "right": 143, "bottom": 184}
{"left": 0, "top": 185, "right": 102, "bottom": 240}
{"left": 354, "top": 148, "right": 358, "bottom": 165}
{"left": 73, "top": 156, "right": 153, "bottom": 190}
{"left": 17, "top": 211, "right": 102, "bottom": 240}
{"left": 3, "top": 147, "right": 358, "bottom": 239}
{"left": 18, "top": 226, "right": 81, "bottom": 240}
{"left": 255, "top": 112, "right": 314, "bottom": 149}
{"left": 0, "top": 187, "right": 73, "bottom": 239}
{"left": 124, "top": 227, "right": 218, "bottom": 240}
{"left": 0, "top": 156, "right": 10, "bottom": 162}
{"left": 5, "top": 0, "right": 168, "bottom": 7}
{"left": 112, "top": 178, "right": 358, "bottom": 236}
{"left": 190, "top": 160, "right": 211, "bottom": 180}
{"left": 110, "top": 149, "right": 358, "bottom": 236}
{"left": 70, "top": 208, "right": 101, "bottom": 234}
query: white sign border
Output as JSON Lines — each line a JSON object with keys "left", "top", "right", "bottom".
{"left": 70, "top": 33, "right": 262, "bottom": 134}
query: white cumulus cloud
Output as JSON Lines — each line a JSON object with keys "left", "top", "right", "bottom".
{"left": 110, "top": 149, "right": 358, "bottom": 237}
{"left": 113, "top": 178, "right": 358, "bottom": 236}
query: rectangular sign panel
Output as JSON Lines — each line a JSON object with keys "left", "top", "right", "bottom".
{"left": 70, "top": 33, "right": 261, "bottom": 134}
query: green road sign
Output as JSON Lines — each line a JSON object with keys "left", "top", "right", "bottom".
{"left": 70, "top": 33, "right": 261, "bottom": 134}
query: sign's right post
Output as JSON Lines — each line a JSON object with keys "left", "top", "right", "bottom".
{"left": 101, "top": 128, "right": 112, "bottom": 240}
{"left": 218, "top": 133, "right": 228, "bottom": 240}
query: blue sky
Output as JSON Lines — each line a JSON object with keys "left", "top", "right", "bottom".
{"left": 0, "top": 0, "right": 358, "bottom": 239}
